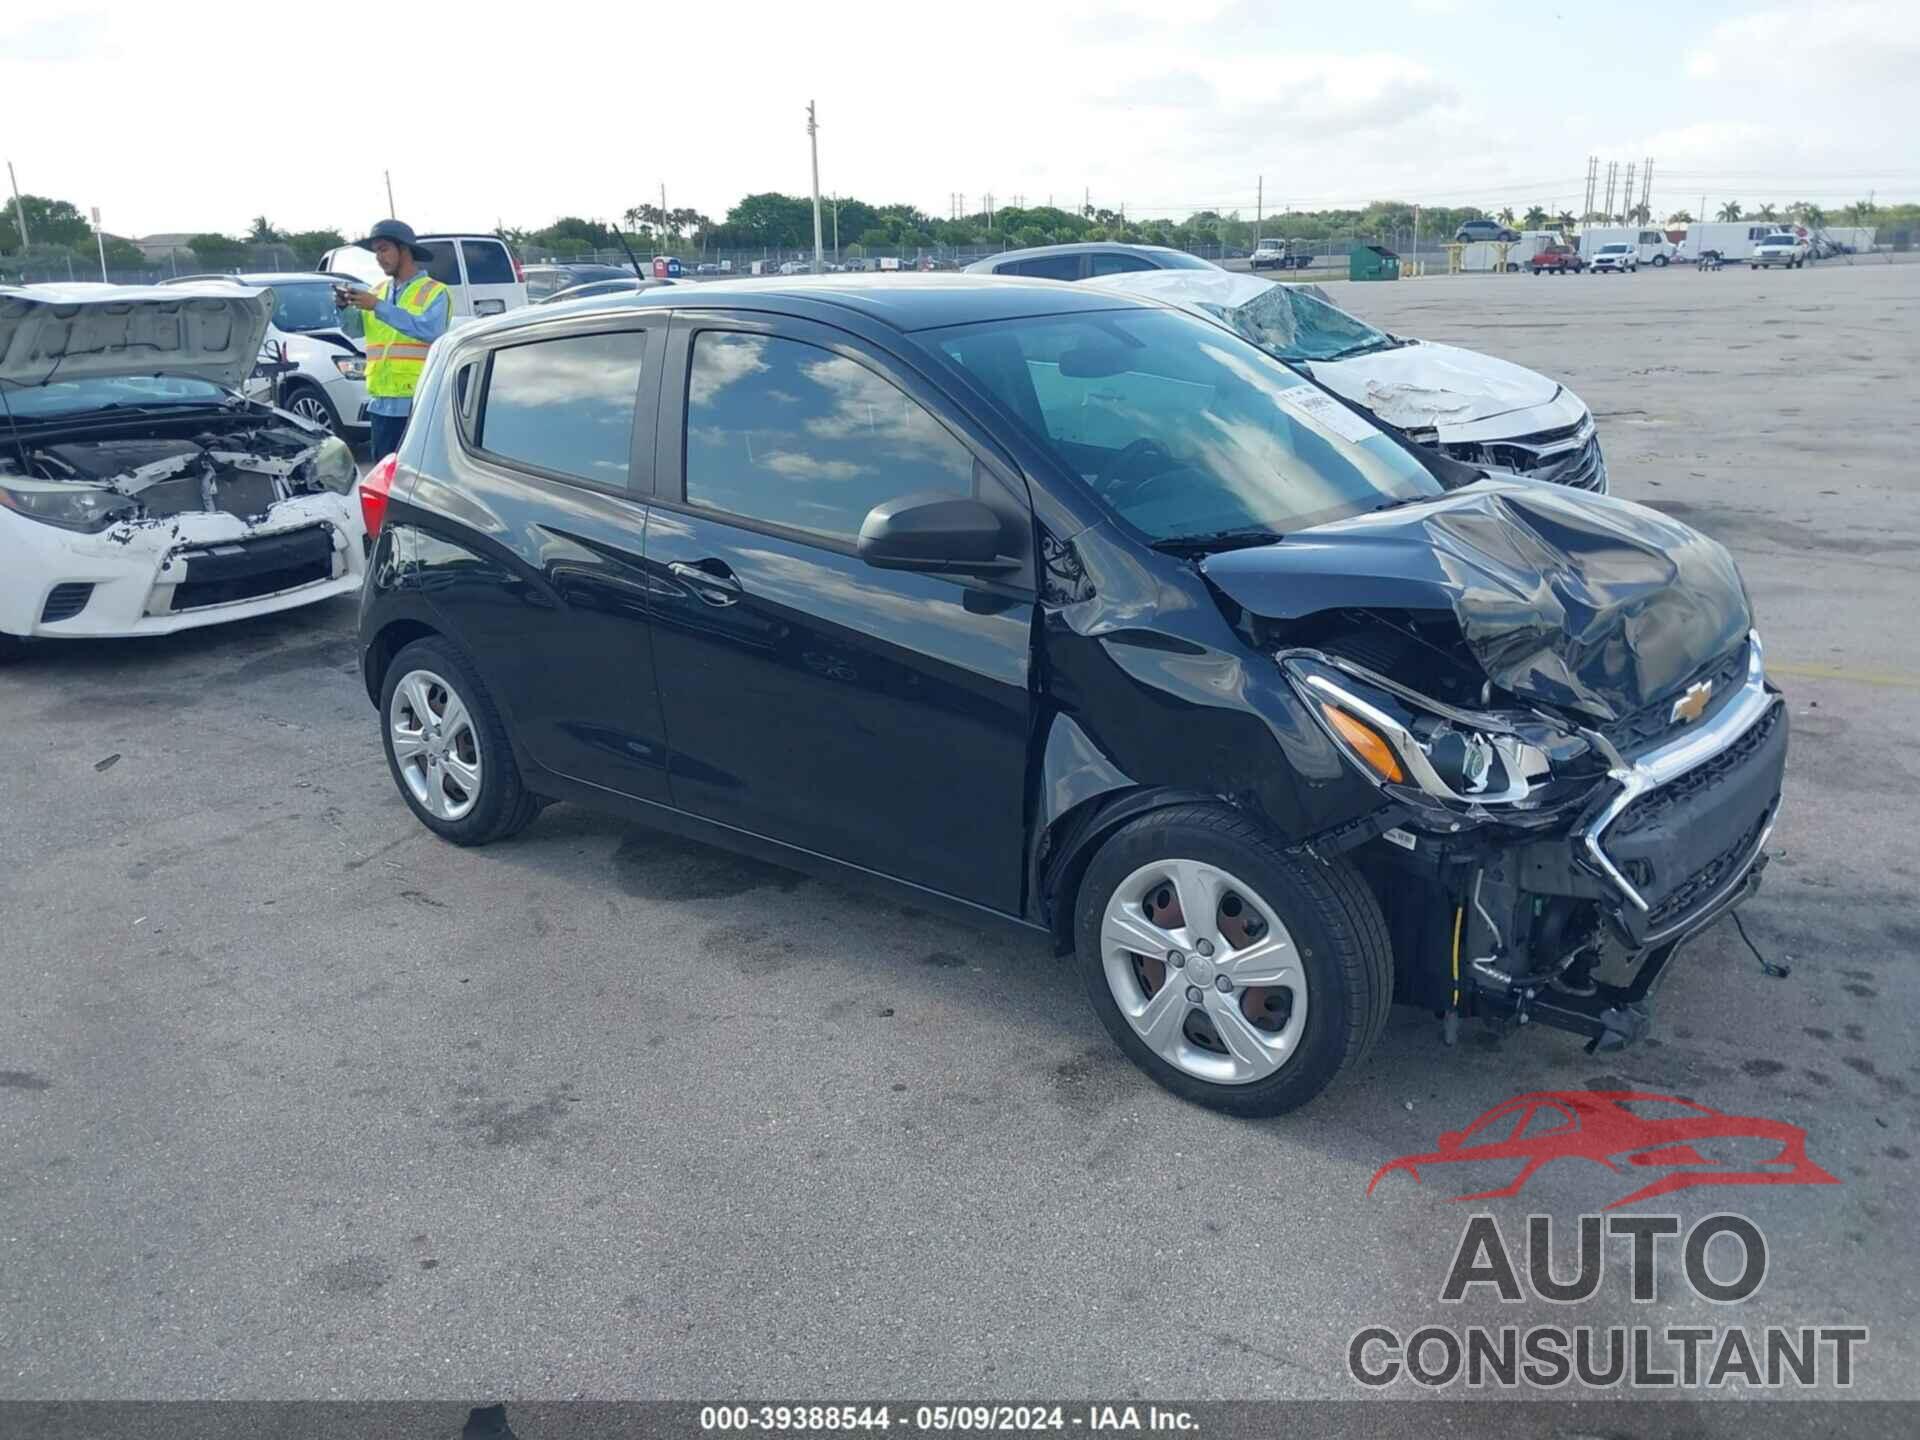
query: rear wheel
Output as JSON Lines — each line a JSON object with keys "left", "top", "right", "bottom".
{"left": 1073, "top": 804, "right": 1392, "bottom": 1115}
{"left": 380, "top": 637, "right": 541, "bottom": 846}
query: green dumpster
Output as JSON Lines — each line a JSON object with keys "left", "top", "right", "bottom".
{"left": 1350, "top": 243, "right": 1401, "bottom": 281}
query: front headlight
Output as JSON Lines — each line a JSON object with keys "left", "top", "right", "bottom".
{"left": 1283, "top": 654, "right": 1604, "bottom": 819}
{"left": 306, "top": 436, "right": 358, "bottom": 494}
{"left": 0, "top": 480, "right": 141, "bottom": 533}
{"left": 333, "top": 355, "right": 366, "bottom": 380}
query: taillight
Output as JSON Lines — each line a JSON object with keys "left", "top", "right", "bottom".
{"left": 512, "top": 254, "right": 525, "bottom": 284}
{"left": 359, "top": 452, "right": 398, "bottom": 539}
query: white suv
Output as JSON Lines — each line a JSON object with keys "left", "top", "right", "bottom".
{"left": 1590, "top": 244, "right": 1638, "bottom": 274}
{"left": 320, "top": 233, "right": 528, "bottom": 321}
{"left": 1751, "top": 232, "right": 1810, "bottom": 269}
{"left": 164, "top": 273, "right": 367, "bottom": 439}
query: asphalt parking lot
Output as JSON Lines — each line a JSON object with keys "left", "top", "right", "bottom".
{"left": 3, "top": 259, "right": 1917, "bottom": 1406}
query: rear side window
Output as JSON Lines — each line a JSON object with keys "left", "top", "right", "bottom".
{"left": 1007, "top": 255, "right": 1082, "bottom": 281}
{"left": 683, "top": 331, "right": 973, "bottom": 543}
{"left": 462, "top": 240, "right": 517, "bottom": 285}
{"left": 478, "top": 330, "right": 648, "bottom": 487}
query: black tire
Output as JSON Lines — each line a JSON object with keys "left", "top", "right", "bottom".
{"left": 378, "top": 636, "right": 542, "bottom": 846}
{"left": 280, "top": 380, "right": 345, "bottom": 438}
{"left": 0, "top": 631, "right": 24, "bottom": 663}
{"left": 1072, "top": 803, "right": 1393, "bottom": 1116}
{"left": 1653, "top": 254, "right": 1668, "bottom": 267}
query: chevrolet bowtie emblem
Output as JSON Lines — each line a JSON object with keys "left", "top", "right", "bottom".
{"left": 1671, "top": 680, "right": 1714, "bottom": 725}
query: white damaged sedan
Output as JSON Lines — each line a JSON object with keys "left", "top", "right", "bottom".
{"left": 1085, "top": 269, "right": 1606, "bottom": 493}
{"left": 0, "top": 283, "right": 365, "bottom": 655}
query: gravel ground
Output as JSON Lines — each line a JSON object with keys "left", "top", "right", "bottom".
{"left": 2, "top": 259, "right": 1916, "bottom": 1405}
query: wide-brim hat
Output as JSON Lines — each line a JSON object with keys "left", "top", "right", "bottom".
{"left": 353, "top": 219, "right": 433, "bottom": 261}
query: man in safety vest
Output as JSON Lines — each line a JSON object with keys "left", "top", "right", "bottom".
{"left": 335, "top": 220, "right": 452, "bottom": 460}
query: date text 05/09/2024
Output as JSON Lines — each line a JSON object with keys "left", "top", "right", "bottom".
{"left": 699, "top": 1406, "right": 1200, "bottom": 1432}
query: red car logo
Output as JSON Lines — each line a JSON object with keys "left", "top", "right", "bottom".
{"left": 1367, "top": 1090, "right": 1839, "bottom": 1210}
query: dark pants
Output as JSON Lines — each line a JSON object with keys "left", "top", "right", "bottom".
{"left": 369, "top": 411, "right": 409, "bottom": 461}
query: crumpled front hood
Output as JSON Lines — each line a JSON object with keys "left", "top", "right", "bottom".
{"left": 1305, "top": 341, "right": 1561, "bottom": 431}
{"left": 1200, "top": 480, "right": 1752, "bottom": 722}
{"left": 0, "top": 283, "right": 273, "bottom": 392}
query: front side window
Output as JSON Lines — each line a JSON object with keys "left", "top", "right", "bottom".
{"left": 1090, "top": 252, "right": 1155, "bottom": 276}
{"left": 477, "top": 330, "right": 648, "bottom": 487}
{"left": 427, "top": 245, "right": 465, "bottom": 288}
{"left": 684, "top": 332, "right": 973, "bottom": 542}
{"left": 935, "top": 307, "right": 1437, "bottom": 544}
{"left": 462, "top": 240, "right": 517, "bottom": 285}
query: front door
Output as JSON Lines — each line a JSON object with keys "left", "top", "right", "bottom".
{"left": 643, "top": 314, "right": 1036, "bottom": 914}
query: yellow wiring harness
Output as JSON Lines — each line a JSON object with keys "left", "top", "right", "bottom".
{"left": 1450, "top": 905, "right": 1464, "bottom": 1012}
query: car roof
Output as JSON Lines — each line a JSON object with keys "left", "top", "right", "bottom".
{"left": 164, "top": 271, "right": 332, "bottom": 286}
{"left": 973, "top": 241, "right": 1200, "bottom": 265}
{"left": 473, "top": 273, "right": 1152, "bottom": 337}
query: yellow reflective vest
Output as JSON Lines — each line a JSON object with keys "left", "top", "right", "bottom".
{"left": 363, "top": 273, "right": 448, "bottom": 400}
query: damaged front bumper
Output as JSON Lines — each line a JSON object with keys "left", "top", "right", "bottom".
{"left": 0, "top": 495, "right": 366, "bottom": 640}
{"left": 1334, "top": 636, "right": 1786, "bottom": 1052}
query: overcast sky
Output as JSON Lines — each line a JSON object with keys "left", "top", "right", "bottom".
{"left": 5, "top": 0, "right": 1915, "bottom": 238}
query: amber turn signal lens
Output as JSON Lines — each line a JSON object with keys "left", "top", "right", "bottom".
{"left": 1321, "top": 704, "right": 1405, "bottom": 783}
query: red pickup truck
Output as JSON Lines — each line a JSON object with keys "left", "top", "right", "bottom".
{"left": 1530, "top": 245, "right": 1586, "bottom": 274}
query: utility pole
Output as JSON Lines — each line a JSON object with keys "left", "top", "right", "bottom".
{"left": 385, "top": 170, "right": 396, "bottom": 216}
{"left": 1621, "top": 163, "right": 1635, "bottom": 222}
{"left": 91, "top": 206, "right": 107, "bottom": 281}
{"left": 832, "top": 195, "right": 839, "bottom": 260}
{"left": 1255, "top": 175, "right": 1262, "bottom": 246}
{"left": 661, "top": 181, "right": 668, "bottom": 244}
{"left": 1640, "top": 157, "right": 1653, "bottom": 222}
{"left": 806, "top": 100, "right": 825, "bottom": 275}
{"left": 6, "top": 160, "right": 28, "bottom": 249}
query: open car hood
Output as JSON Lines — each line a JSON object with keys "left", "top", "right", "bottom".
{"left": 1305, "top": 341, "right": 1561, "bottom": 431}
{"left": 0, "top": 283, "right": 273, "bottom": 393}
{"left": 1199, "top": 480, "right": 1751, "bottom": 722}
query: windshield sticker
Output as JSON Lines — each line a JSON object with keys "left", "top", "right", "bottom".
{"left": 1277, "top": 387, "right": 1381, "bottom": 445}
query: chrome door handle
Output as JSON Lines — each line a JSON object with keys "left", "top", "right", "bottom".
{"left": 667, "top": 561, "right": 743, "bottom": 606}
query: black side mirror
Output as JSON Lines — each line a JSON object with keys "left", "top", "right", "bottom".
{"left": 858, "top": 493, "right": 1013, "bottom": 574}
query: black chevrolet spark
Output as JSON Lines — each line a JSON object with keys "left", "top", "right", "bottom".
{"left": 357, "top": 276, "right": 1786, "bottom": 1114}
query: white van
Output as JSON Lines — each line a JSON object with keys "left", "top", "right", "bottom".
{"left": 1577, "top": 227, "right": 1678, "bottom": 267}
{"left": 320, "top": 233, "right": 528, "bottom": 322}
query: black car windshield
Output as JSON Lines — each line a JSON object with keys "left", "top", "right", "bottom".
{"left": 268, "top": 282, "right": 349, "bottom": 333}
{"left": 3, "top": 374, "right": 229, "bottom": 420}
{"left": 1214, "top": 285, "right": 1394, "bottom": 362}
{"left": 934, "top": 307, "right": 1440, "bottom": 543}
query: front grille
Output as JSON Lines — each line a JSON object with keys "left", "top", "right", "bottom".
{"left": 1445, "top": 421, "right": 1605, "bottom": 491}
{"left": 1610, "top": 700, "right": 1783, "bottom": 838}
{"left": 168, "top": 526, "right": 335, "bottom": 612}
{"left": 40, "top": 583, "right": 94, "bottom": 623}
{"left": 1644, "top": 806, "right": 1771, "bottom": 931}
{"left": 1605, "top": 642, "right": 1753, "bottom": 755}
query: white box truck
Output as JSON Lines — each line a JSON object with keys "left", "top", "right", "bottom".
{"left": 1459, "top": 231, "right": 1565, "bottom": 272}
{"left": 1578, "top": 227, "right": 1679, "bottom": 266}
{"left": 1677, "top": 223, "right": 1787, "bottom": 263}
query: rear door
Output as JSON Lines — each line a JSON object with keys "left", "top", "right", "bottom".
{"left": 642, "top": 312, "right": 1038, "bottom": 912}
{"left": 454, "top": 237, "right": 526, "bottom": 317}
{"left": 418, "top": 317, "right": 672, "bottom": 801}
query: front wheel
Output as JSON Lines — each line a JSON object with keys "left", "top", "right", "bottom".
{"left": 1653, "top": 255, "right": 1668, "bottom": 267}
{"left": 281, "top": 381, "right": 344, "bottom": 437}
{"left": 1073, "top": 805, "right": 1392, "bottom": 1115}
